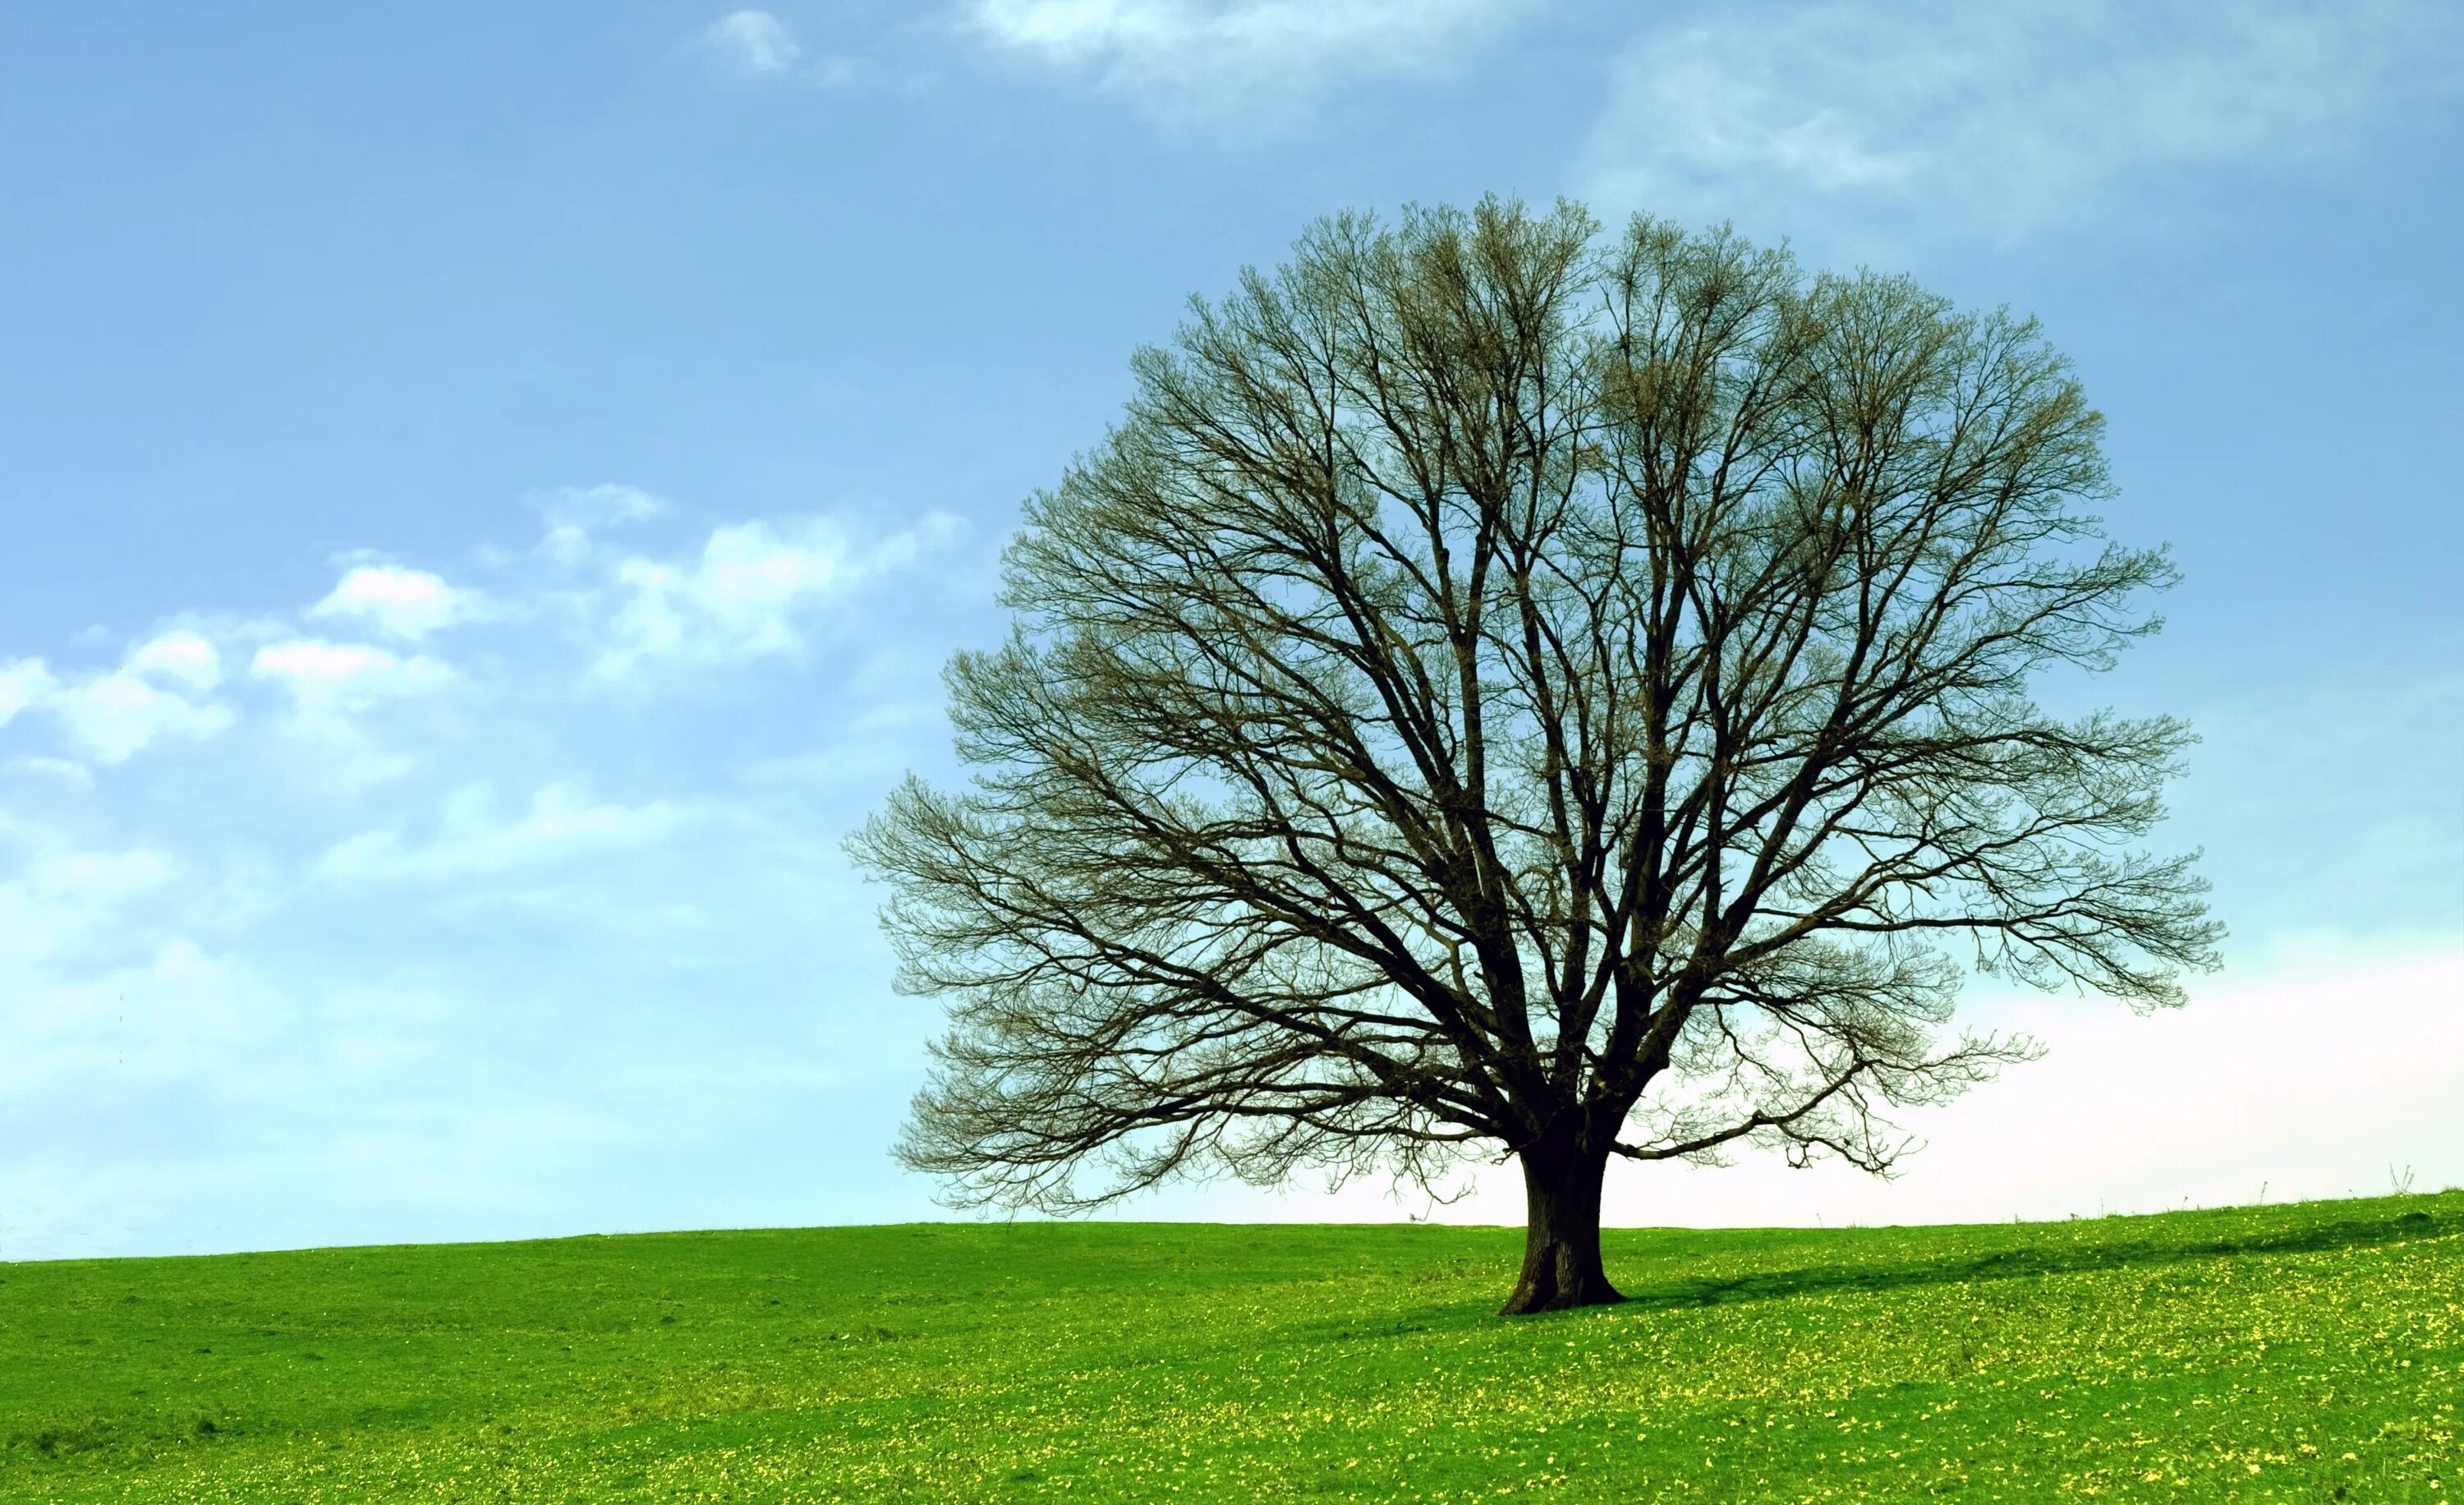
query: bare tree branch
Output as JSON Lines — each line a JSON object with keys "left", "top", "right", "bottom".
{"left": 848, "top": 199, "right": 2221, "bottom": 1311}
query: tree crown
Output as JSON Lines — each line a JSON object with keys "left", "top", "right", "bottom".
{"left": 851, "top": 197, "right": 2220, "bottom": 1214}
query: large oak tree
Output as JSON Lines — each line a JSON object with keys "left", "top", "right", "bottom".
{"left": 852, "top": 199, "right": 2219, "bottom": 1314}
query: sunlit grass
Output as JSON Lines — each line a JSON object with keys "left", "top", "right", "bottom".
{"left": 3, "top": 1192, "right": 2457, "bottom": 1500}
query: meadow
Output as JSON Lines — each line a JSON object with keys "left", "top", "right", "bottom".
{"left": 2, "top": 1191, "right": 2457, "bottom": 1502}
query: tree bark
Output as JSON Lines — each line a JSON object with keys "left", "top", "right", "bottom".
{"left": 1499, "top": 1137, "right": 1624, "bottom": 1314}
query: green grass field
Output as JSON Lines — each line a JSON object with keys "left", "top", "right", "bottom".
{"left": 3, "top": 1192, "right": 2457, "bottom": 1502}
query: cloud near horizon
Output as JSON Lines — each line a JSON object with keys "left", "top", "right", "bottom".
{"left": 1159, "top": 938, "right": 2464, "bottom": 1231}
{"left": 0, "top": 488, "right": 973, "bottom": 1259}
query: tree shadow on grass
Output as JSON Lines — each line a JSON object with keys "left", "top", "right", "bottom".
{"left": 1615, "top": 1207, "right": 2446, "bottom": 1314}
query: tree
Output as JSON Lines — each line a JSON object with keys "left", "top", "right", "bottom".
{"left": 850, "top": 198, "right": 2220, "bottom": 1314}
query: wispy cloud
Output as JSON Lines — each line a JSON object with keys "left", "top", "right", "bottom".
{"left": 526, "top": 483, "right": 665, "bottom": 568}
{"left": 0, "top": 660, "right": 54, "bottom": 727}
{"left": 0, "top": 845, "right": 180, "bottom": 969}
{"left": 970, "top": 0, "right": 1521, "bottom": 125}
{"left": 2, "top": 757, "right": 94, "bottom": 791}
{"left": 1580, "top": 0, "right": 2464, "bottom": 251}
{"left": 595, "top": 511, "right": 963, "bottom": 676}
{"left": 530, "top": 483, "right": 667, "bottom": 531}
{"left": 694, "top": 9, "right": 807, "bottom": 76}
{"left": 685, "top": 8, "right": 871, "bottom": 89}
{"left": 315, "top": 782, "right": 699, "bottom": 887}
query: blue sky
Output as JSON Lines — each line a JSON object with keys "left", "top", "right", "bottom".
{"left": 2, "top": 0, "right": 2459, "bottom": 1259}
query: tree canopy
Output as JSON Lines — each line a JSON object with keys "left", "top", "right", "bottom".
{"left": 851, "top": 197, "right": 2219, "bottom": 1313}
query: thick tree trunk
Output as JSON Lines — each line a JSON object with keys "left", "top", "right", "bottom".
{"left": 1499, "top": 1138, "right": 1624, "bottom": 1314}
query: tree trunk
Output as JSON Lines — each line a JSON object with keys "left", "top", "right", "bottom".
{"left": 1499, "top": 1138, "right": 1623, "bottom": 1314}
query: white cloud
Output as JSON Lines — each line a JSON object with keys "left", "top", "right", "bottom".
{"left": 51, "top": 672, "right": 235, "bottom": 765}
{"left": 250, "top": 638, "right": 457, "bottom": 709}
{"left": 0, "top": 658, "right": 57, "bottom": 726}
{"left": 0, "top": 483, "right": 979, "bottom": 1258}
{"left": 152, "top": 937, "right": 221, "bottom": 983}
{"left": 695, "top": 9, "right": 806, "bottom": 76}
{"left": 0, "top": 635, "right": 233, "bottom": 765}
{"left": 531, "top": 483, "right": 667, "bottom": 531}
{"left": 3, "top": 757, "right": 94, "bottom": 790}
{"left": 0, "top": 843, "right": 180, "bottom": 966}
{"left": 595, "top": 511, "right": 962, "bottom": 675}
{"left": 1581, "top": 0, "right": 2464, "bottom": 249}
{"left": 28, "top": 848, "right": 177, "bottom": 904}
{"left": 1168, "top": 938, "right": 2464, "bottom": 1228}
{"left": 527, "top": 484, "right": 668, "bottom": 568}
{"left": 247, "top": 640, "right": 459, "bottom": 787}
{"left": 28, "top": 847, "right": 176, "bottom": 906}
{"left": 126, "top": 629, "right": 223, "bottom": 693}
{"left": 308, "top": 565, "right": 478, "bottom": 642}
{"left": 972, "top": 0, "right": 1519, "bottom": 123}
{"left": 315, "top": 782, "right": 697, "bottom": 886}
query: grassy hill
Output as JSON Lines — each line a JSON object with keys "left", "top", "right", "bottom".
{"left": 2, "top": 1192, "right": 2457, "bottom": 1502}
